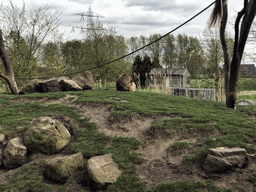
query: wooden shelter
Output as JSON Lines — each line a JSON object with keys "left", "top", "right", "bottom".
{"left": 147, "top": 68, "right": 191, "bottom": 88}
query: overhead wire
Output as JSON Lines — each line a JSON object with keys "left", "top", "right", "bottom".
{"left": 16, "top": 1, "right": 216, "bottom": 80}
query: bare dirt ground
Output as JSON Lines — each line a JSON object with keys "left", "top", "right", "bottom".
{"left": 1, "top": 95, "right": 256, "bottom": 191}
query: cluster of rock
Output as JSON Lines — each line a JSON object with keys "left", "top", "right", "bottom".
{"left": 116, "top": 73, "right": 136, "bottom": 92}
{"left": 0, "top": 117, "right": 122, "bottom": 190}
{"left": 20, "top": 70, "right": 94, "bottom": 94}
{"left": 20, "top": 71, "right": 137, "bottom": 94}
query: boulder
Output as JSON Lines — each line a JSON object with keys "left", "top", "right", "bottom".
{"left": 24, "top": 117, "right": 71, "bottom": 155}
{"left": 59, "top": 79, "right": 83, "bottom": 91}
{"left": 37, "top": 78, "right": 62, "bottom": 93}
{"left": 116, "top": 73, "right": 134, "bottom": 91}
{"left": 44, "top": 152, "right": 84, "bottom": 183}
{"left": 87, "top": 154, "right": 122, "bottom": 189}
{"left": 3, "top": 137, "right": 27, "bottom": 169}
{"left": 20, "top": 79, "right": 41, "bottom": 94}
{"left": 72, "top": 70, "right": 94, "bottom": 90}
{"left": 204, "top": 147, "right": 248, "bottom": 173}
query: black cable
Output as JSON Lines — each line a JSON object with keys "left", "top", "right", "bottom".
{"left": 16, "top": 1, "right": 216, "bottom": 80}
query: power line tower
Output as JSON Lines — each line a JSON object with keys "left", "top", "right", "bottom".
{"left": 72, "top": 6, "right": 105, "bottom": 34}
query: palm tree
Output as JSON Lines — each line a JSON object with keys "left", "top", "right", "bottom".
{"left": 208, "top": 0, "right": 256, "bottom": 109}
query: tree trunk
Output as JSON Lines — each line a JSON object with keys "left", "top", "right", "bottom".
{"left": 219, "top": 0, "right": 230, "bottom": 107}
{"left": 0, "top": 29, "right": 19, "bottom": 94}
{"left": 226, "top": 0, "right": 256, "bottom": 109}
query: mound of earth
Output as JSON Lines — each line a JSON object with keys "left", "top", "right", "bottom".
{"left": 0, "top": 95, "right": 256, "bottom": 191}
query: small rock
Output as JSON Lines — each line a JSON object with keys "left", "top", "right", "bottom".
{"left": 3, "top": 137, "right": 27, "bottom": 169}
{"left": 87, "top": 154, "right": 122, "bottom": 189}
{"left": 44, "top": 152, "right": 84, "bottom": 183}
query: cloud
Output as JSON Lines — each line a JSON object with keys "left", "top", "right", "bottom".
{"left": 67, "top": 0, "right": 95, "bottom": 5}
{"left": 122, "top": 0, "right": 199, "bottom": 14}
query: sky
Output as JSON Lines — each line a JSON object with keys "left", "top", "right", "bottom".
{"left": 3, "top": 0, "right": 256, "bottom": 62}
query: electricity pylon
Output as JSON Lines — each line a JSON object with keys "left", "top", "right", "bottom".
{"left": 72, "top": 6, "right": 104, "bottom": 34}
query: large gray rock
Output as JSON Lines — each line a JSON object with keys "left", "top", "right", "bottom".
{"left": 116, "top": 73, "right": 135, "bottom": 91}
{"left": 3, "top": 137, "right": 27, "bottom": 169}
{"left": 237, "top": 99, "right": 256, "bottom": 106}
{"left": 20, "top": 79, "right": 41, "bottom": 94}
{"left": 24, "top": 117, "right": 71, "bottom": 155}
{"left": 87, "top": 154, "right": 122, "bottom": 189}
{"left": 204, "top": 148, "right": 248, "bottom": 173}
{"left": 72, "top": 70, "right": 94, "bottom": 90}
{"left": 44, "top": 152, "right": 84, "bottom": 183}
{"left": 37, "top": 78, "right": 62, "bottom": 93}
{"left": 59, "top": 79, "right": 83, "bottom": 91}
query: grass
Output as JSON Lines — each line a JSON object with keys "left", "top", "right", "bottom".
{"left": 0, "top": 101, "right": 80, "bottom": 134}
{"left": 1, "top": 84, "right": 256, "bottom": 191}
{"left": 171, "top": 142, "right": 190, "bottom": 150}
{"left": 72, "top": 118, "right": 147, "bottom": 191}
{"left": 3, "top": 165, "right": 51, "bottom": 192}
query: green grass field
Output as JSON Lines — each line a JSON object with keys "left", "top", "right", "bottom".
{"left": 1, "top": 86, "right": 256, "bottom": 191}
{"left": 0, "top": 77, "right": 256, "bottom": 191}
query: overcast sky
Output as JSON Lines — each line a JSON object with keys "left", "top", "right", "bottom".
{"left": 3, "top": 0, "right": 256, "bottom": 62}
{"left": 7, "top": 0, "right": 245, "bottom": 39}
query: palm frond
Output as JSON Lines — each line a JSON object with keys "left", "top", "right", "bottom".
{"left": 209, "top": 0, "right": 223, "bottom": 27}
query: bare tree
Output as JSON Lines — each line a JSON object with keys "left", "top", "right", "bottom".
{"left": 0, "top": 30, "right": 19, "bottom": 94}
{"left": 0, "top": 0, "right": 62, "bottom": 92}
{"left": 0, "top": 0, "right": 62, "bottom": 56}
{"left": 209, "top": 0, "right": 256, "bottom": 109}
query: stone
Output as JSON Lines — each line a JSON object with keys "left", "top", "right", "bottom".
{"left": 237, "top": 99, "right": 256, "bottom": 106}
{"left": 44, "top": 153, "right": 84, "bottom": 183}
{"left": 3, "top": 137, "right": 27, "bottom": 169}
{"left": 37, "top": 78, "right": 62, "bottom": 93}
{"left": 24, "top": 117, "right": 71, "bottom": 155}
{"left": 72, "top": 70, "right": 94, "bottom": 90}
{"left": 116, "top": 73, "right": 134, "bottom": 91}
{"left": 20, "top": 79, "right": 41, "bottom": 94}
{"left": 204, "top": 148, "right": 248, "bottom": 173}
{"left": 87, "top": 154, "right": 122, "bottom": 189}
{"left": 59, "top": 79, "right": 83, "bottom": 91}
